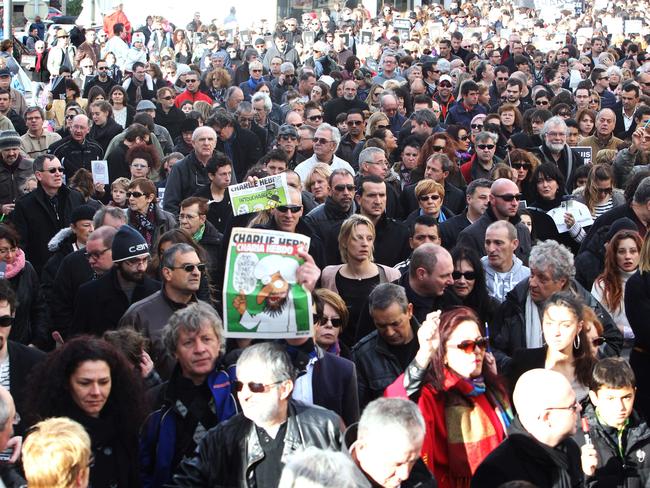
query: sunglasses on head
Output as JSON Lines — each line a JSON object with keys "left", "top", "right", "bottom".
{"left": 233, "top": 380, "right": 283, "bottom": 393}
{"left": 126, "top": 191, "right": 145, "bottom": 198}
{"left": 169, "top": 263, "right": 207, "bottom": 273}
{"left": 0, "top": 316, "right": 13, "bottom": 327}
{"left": 511, "top": 162, "right": 530, "bottom": 170}
{"left": 418, "top": 194, "right": 441, "bottom": 202}
{"left": 313, "top": 314, "right": 343, "bottom": 327}
{"left": 494, "top": 193, "right": 522, "bottom": 202}
{"left": 452, "top": 337, "right": 489, "bottom": 353}
{"left": 452, "top": 270, "right": 477, "bottom": 280}
{"left": 477, "top": 144, "right": 495, "bottom": 150}
{"left": 276, "top": 204, "right": 302, "bottom": 213}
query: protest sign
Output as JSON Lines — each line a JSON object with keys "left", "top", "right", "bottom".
{"left": 91, "top": 160, "right": 109, "bottom": 185}
{"left": 229, "top": 173, "right": 290, "bottom": 216}
{"left": 574, "top": 146, "right": 592, "bottom": 165}
{"left": 223, "top": 228, "right": 313, "bottom": 339}
{"left": 547, "top": 199, "right": 593, "bottom": 233}
{"left": 360, "top": 30, "right": 373, "bottom": 44}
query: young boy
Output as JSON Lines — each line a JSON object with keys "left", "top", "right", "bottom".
{"left": 109, "top": 177, "right": 130, "bottom": 208}
{"left": 581, "top": 357, "right": 650, "bottom": 486}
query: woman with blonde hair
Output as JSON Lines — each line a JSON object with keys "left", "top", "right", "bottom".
{"left": 304, "top": 163, "right": 332, "bottom": 204}
{"left": 364, "top": 111, "right": 390, "bottom": 137}
{"left": 320, "top": 215, "right": 400, "bottom": 345}
{"left": 364, "top": 84, "right": 384, "bottom": 112}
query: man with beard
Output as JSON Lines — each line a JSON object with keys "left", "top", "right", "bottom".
{"left": 69, "top": 224, "right": 160, "bottom": 337}
{"left": 233, "top": 255, "right": 300, "bottom": 334}
{"left": 533, "top": 116, "right": 584, "bottom": 192}
{"left": 323, "top": 80, "right": 369, "bottom": 125}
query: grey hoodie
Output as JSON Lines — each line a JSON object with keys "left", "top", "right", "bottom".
{"left": 481, "top": 254, "right": 530, "bottom": 303}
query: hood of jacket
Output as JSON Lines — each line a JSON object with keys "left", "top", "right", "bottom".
{"left": 482, "top": 254, "right": 529, "bottom": 289}
{"left": 47, "top": 227, "right": 75, "bottom": 252}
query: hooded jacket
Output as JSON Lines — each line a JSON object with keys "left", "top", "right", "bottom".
{"left": 481, "top": 254, "right": 530, "bottom": 303}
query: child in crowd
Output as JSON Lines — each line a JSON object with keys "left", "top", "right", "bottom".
{"left": 581, "top": 357, "right": 650, "bottom": 486}
{"left": 109, "top": 177, "right": 130, "bottom": 208}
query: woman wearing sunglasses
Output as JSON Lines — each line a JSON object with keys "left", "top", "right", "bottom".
{"left": 320, "top": 215, "right": 400, "bottom": 347}
{"left": 312, "top": 288, "right": 351, "bottom": 359}
{"left": 405, "top": 180, "right": 452, "bottom": 230}
{"left": 592, "top": 229, "right": 641, "bottom": 354}
{"left": 573, "top": 164, "right": 624, "bottom": 219}
{"left": 451, "top": 246, "right": 499, "bottom": 326}
{"left": 446, "top": 124, "right": 472, "bottom": 166}
{"left": 126, "top": 178, "right": 177, "bottom": 247}
{"left": 508, "top": 148, "right": 539, "bottom": 203}
{"left": 386, "top": 306, "right": 511, "bottom": 486}
{"left": 507, "top": 292, "right": 596, "bottom": 407}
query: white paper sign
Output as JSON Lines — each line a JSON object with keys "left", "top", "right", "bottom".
{"left": 547, "top": 200, "right": 594, "bottom": 233}
{"left": 91, "top": 160, "right": 109, "bottom": 185}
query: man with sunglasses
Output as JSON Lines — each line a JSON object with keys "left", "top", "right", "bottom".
{"left": 270, "top": 62, "right": 297, "bottom": 105}
{"left": 489, "top": 66, "right": 510, "bottom": 107}
{"left": 335, "top": 109, "right": 366, "bottom": 164}
{"left": 473, "top": 369, "right": 583, "bottom": 487}
{"left": 174, "top": 69, "right": 213, "bottom": 108}
{"left": 82, "top": 59, "right": 117, "bottom": 98}
{"left": 304, "top": 169, "right": 356, "bottom": 243}
{"left": 275, "top": 124, "right": 306, "bottom": 169}
{"left": 460, "top": 131, "right": 500, "bottom": 183}
{"left": 294, "top": 123, "right": 354, "bottom": 183}
{"left": 457, "top": 178, "right": 532, "bottom": 266}
{"left": 433, "top": 74, "right": 455, "bottom": 121}
{"left": 120, "top": 243, "right": 205, "bottom": 380}
{"left": 70, "top": 224, "right": 159, "bottom": 337}
{"left": 10, "top": 154, "right": 85, "bottom": 274}
{"left": 172, "top": 342, "right": 343, "bottom": 487}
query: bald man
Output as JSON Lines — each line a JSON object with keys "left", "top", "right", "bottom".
{"left": 457, "top": 178, "right": 532, "bottom": 264}
{"left": 471, "top": 369, "right": 583, "bottom": 487}
{"left": 578, "top": 108, "right": 623, "bottom": 154}
{"left": 48, "top": 114, "right": 105, "bottom": 181}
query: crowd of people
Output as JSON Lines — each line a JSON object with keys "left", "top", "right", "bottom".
{"left": 0, "top": 0, "right": 648, "bottom": 486}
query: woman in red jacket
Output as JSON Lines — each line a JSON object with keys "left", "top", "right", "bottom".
{"left": 387, "top": 307, "right": 512, "bottom": 488}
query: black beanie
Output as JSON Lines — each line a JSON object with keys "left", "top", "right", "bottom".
{"left": 111, "top": 225, "right": 149, "bottom": 262}
{"left": 70, "top": 204, "right": 96, "bottom": 224}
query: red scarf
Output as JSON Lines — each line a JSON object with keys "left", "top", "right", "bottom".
{"left": 35, "top": 52, "right": 42, "bottom": 72}
{"left": 417, "top": 370, "right": 508, "bottom": 488}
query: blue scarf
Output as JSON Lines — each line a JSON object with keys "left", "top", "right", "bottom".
{"left": 246, "top": 76, "right": 262, "bottom": 92}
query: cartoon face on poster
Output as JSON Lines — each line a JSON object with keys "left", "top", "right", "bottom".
{"left": 223, "top": 228, "right": 313, "bottom": 338}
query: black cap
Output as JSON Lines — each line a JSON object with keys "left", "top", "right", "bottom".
{"left": 70, "top": 204, "right": 96, "bottom": 224}
{"left": 606, "top": 217, "right": 638, "bottom": 242}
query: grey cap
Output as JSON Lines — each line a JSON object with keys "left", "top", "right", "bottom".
{"left": 278, "top": 124, "right": 299, "bottom": 138}
{"left": 136, "top": 100, "right": 156, "bottom": 111}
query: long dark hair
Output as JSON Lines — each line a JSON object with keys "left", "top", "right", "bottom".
{"left": 451, "top": 246, "right": 494, "bottom": 324}
{"left": 24, "top": 336, "right": 145, "bottom": 441}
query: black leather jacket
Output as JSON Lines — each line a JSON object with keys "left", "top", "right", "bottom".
{"left": 170, "top": 400, "right": 343, "bottom": 488}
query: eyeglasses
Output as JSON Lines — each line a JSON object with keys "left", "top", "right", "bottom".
{"left": 450, "top": 337, "right": 489, "bottom": 353}
{"left": 477, "top": 144, "right": 495, "bottom": 150}
{"left": 418, "top": 194, "right": 441, "bottom": 202}
{"left": 452, "top": 270, "right": 478, "bottom": 280}
{"left": 168, "top": 263, "right": 207, "bottom": 273}
{"left": 276, "top": 204, "right": 303, "bottom": 213}
{"left": 546, "top": 402, "right": 579, "bottom": 413}
{"left": 0, "top": 316, "right": 13, "bottom": 328}
{"left": 334, "top": 184, "right": 355, "bottom": 192}
{"left": 597, "top": 187, "right": 613, "bottom": 195}
{"left": 313, "top": 137, "right": 332, "bottom": 144}
{"left": 234, "top": 380, "right": 283, "bottom": 393}
{"left": 85, "top": 248, "right": 110, "bottom": 260}
{"left": 126, "top": 191, "right": 145, "bottom": 198}
{"left": 592, "top": 336, "right": 606, "bottom": 346}
{"left": 42, "top": 167, "right": 64, "bottom": 174}
{"left": 471, "top": 123, "right": 483, "bottom": 129}
{"left": 313, "top": 314, "right": 343, "bottom": 328}
{"left": 179, "top": 213, "right": 200, "bottom": 220}
{"left": 494, "top": 193, "right": 522, "bottom": 202}
{"left": 308, "top": 114, "right": 323, "bottom": 121}
{"left": 130, "top": 163, "right": 148, "bottom": 169}
{"left": 0, "top": 247, "right": 16, "bottom": 255}
{"left": 511, "top": 162, "right": 530, "bottom": 170}
{"left": 431, "top": 145, "right": 445, "bottom": 152}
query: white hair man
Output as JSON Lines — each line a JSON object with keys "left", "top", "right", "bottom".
{"left": 294, "top": 123, "right": 355, "bottom": 181}
{"left": 535, "top": 116, "right": 585, "bottom": 191}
